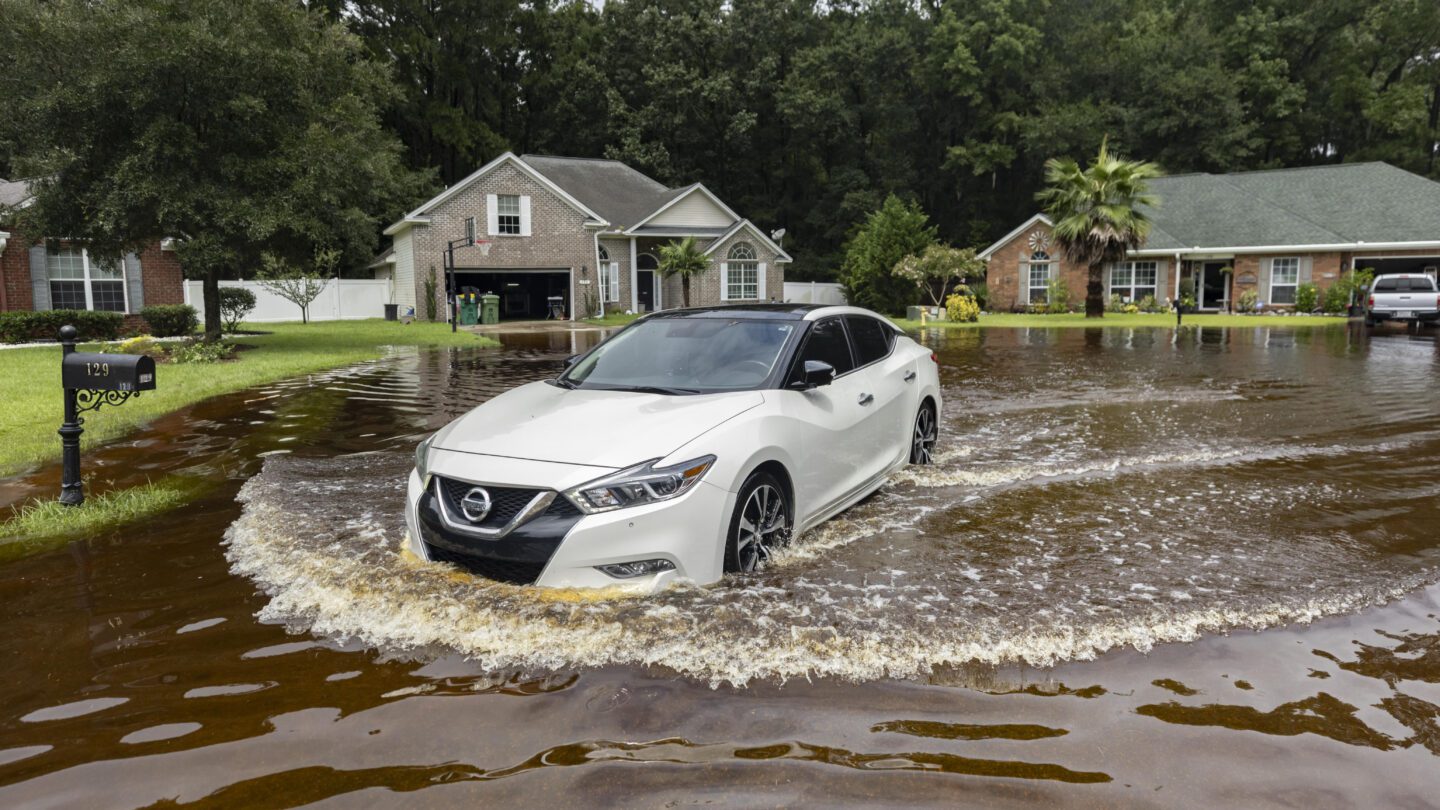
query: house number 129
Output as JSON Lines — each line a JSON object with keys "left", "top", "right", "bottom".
{"left": 87, "top": 362, "right": 110, "bottom": 376}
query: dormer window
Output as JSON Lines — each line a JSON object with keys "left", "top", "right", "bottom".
{"left": 496, "top": 194, "right": 521, "bottom": 235}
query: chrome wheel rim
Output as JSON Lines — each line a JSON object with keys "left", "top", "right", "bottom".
{"left": 735, "top": 484, "right": 789, "bottom": 572}
{"left": 912, "top": 407, "right": 937, "bottom": 465}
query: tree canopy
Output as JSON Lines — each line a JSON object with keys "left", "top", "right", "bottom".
{"left": 0, "top": 0, "right": 430, "bottom": 337}
{"left": 340, "top": 0, "right": 1440, "bottom": 279}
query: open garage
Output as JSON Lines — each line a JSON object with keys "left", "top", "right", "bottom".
{"left": 453, "top": 270, "right": 570, "bottom": 320}
{"left": 1354, "top": 255, "right": 1440, "bottom": 281}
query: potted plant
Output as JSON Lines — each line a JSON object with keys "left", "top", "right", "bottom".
{"left": 1177, "top": 277, "right": 1198, "bottom": 313}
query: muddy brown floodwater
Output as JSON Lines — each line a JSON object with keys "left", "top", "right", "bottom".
{"left": 2, "top": 323, "right": 1440, "bottom": 808}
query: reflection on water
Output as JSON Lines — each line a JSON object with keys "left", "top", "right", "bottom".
{"left": 1, "top": 323, "right": 1439, "bottom": 806}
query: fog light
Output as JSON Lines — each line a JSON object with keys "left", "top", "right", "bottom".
{"left": 596, "top": 559, "right": 676, "bottom": 579}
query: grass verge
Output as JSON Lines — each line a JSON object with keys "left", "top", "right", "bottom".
{"left": 0, "top": 319, "right": 498, "bottom": 477}
{"left": 891, "top": 312, "right": 1353, "bottom": 329}
{"left": 0, "top": 478, "right": 198, "bottom": 560}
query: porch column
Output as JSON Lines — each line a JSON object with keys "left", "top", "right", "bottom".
{"left": 1174, "top": 253, "right": 1182, "bottom": 302}
{"left": 630, "top": 237, "right": 639, "bottom": 313}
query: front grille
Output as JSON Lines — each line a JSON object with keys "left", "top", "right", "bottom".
{"left": 424, "top": 543, "right": 548, "bottom": 585}
{"left": 437, "top": 477, "right": 544, "bottom": 527}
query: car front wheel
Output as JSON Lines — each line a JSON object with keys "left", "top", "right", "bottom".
{"left": 910, "top": 403, "right": 938, "bottom": 465}
{"left": 724, "top": 471, "right": 792, "bottom": 573}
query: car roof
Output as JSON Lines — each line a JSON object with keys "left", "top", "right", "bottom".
{"left": 639, "top": 304, "right": 895, "bottom": 323}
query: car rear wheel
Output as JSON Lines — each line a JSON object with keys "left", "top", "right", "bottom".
{"left": 910, "top": 403, "right": 938, "bottom": 464}
{"left": 724, "top": 472, "right": 792, "bottom": 573}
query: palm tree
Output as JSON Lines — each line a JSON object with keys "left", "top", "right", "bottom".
{"left": 1036, "top": 139, "right": 1162, "bottom": 318}
{"left": 657, "top": 236, "right": 710, "bottom": 308}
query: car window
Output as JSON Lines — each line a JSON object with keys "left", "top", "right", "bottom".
{"left": 1373, "top": 278, "right": 1399, "bottom": 292}
{"left": 1403, "top": 277, "right": 1437, "bottom": 291}
{"left": 564, "top": 317, "right": 797, "bottom": 393}
{"left": 846, "top": 316, "right": 893, "bottom": 366}
{"left": 794, "top": 317, "right": 854, "bottom": 378}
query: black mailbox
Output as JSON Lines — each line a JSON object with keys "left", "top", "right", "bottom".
{"left": 61, "top": 352, "right": 156, "bottom": 392}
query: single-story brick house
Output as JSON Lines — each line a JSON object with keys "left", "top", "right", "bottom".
{"left": 381, "top": 152, "right": 791, "bottom": 321}
{"left": 980, "top": 162, "right": 1440, "bottom": 311}
{"left": 0, "top": 178, "right": 184, "bottom": 327}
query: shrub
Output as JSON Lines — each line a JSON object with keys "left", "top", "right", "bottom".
{"left": 1236, "top": 290, "right": 1259, "bottom": 314}
{"left": 142, "top": 304, "right": 198, "bottom": 337}
{"left": 1294, "top": 282, "right": 1319, "bottom": 313}
{"left": 219, "top": 287, "right": 257, "bottom": 332}
{"left": 117, "top": 335, "right": 161, "bottom": 356}
{"left": 1322, "top": 283, "right": 1349, "bottom": 314}
{"left": 1177, "top": 277, "right": 1197, "bottom": 309}
{"left": 963, "top": 282, "right": 988, "bottom": 310}
{"left": 1136, "top": 295, "right": 1166, "bottom": 313}
{"left": 1046, "top": 277, "right": 1071, "bottom": 313}
{"left": 0, "top": 309, "right": 123, "bottom": 343}
{"left": 1123, "top": 303, "right": 1140, "bottom": 314}
{"left": 424, "top": 266, "right": 438, "bottom": 321}
{"left": 169, "top": 339, "right": 233, "bottom": 364}
{"left": 1106, "top": 293, "right": 1125, "bottom": 312}
{"left": 944, "top": 293, "right": 980, "bottom": 323}
{"left": 840, "top": 195, "right": 938, "bottom": 315}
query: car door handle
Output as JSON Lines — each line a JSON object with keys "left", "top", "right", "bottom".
{"left": 903, "top": 370, "right": 917, "bottom": 383}
{"left": 858, "top": 393, "right": 874, "bottom": 406}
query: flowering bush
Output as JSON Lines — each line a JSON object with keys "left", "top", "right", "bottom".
{"left": 1236, "top": 290, "right": 1259, "bottom": 313}
{"left": 944, "top": 293, "right": 981, "bottom": 323}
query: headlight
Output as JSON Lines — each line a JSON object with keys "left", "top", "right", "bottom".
{"left": 565, "top": 455, "right": 715, "bottom": 514}
{"left": 414, "top": 434, "right": 434, "bottom": 484}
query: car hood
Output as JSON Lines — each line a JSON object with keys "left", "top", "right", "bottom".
{"left": 432, "top": 381, "right": 764, "bottom": 468}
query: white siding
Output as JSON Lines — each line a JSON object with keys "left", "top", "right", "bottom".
{"left": 393, "top": 229, "right": 416, "bottom": 312}
{"left": 649, "top": 189, "right": 734, "bottom": 228}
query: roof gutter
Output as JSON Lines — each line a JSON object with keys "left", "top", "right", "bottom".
{"left": 383, "top": 215, "right": 430, "bottom": 236}
{"left": 1133, "top": 240, "right": 1440, "bottom": 257}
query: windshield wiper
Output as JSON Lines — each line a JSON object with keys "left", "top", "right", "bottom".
{"left": 613, "top": 385, "right": 702, "bottom": 395}
{"left": 551, "top": 378, "right": 578, "bottom": 389}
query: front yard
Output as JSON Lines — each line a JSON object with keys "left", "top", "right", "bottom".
{"left": 0, "top": 319, "right": 496, "bottom": 478}
{"left": 891, "top": 312, "right": 1352, "bottom": 329}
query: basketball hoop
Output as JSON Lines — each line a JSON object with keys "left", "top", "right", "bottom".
{"left": 475, "top": 239, "right": 492, "bottom": 257}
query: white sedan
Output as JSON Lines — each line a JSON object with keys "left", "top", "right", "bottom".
{"left": 405, "top": 304, "right": 941, "bottom": 591}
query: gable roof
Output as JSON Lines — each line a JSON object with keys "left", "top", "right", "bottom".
{"left": 625, "top": 183, "right": 740, "bottom": 233}
{"left": 519, "top": 155, "right": 675, "bottom": 230}
{"left": 702, "top": 219, "right": 793, "bottom": 263}
{"left": 985, "top": 162, "right": 1440, "bottom": 258}
{"left": 384, "top": 152, "right": 608, "bottom": 235}
{"left": 0, "top": 178, "right": 34, "bottom": 210}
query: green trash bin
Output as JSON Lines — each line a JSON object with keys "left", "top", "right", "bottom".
{"left": 458, "top": 293, "right": 479, "bottom": 326}
{"left": 481, "top": 293, "right": 500, "bottom": 325}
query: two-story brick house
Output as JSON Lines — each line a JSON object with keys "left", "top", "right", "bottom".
{"left": 381, "top": 152, "right": 791, "bottom": 321}
{"left": 0, "top": 178, "right": 184, "bottom": 329}
{"left": 980, "top": 162, "right": 1440, "bottom": 312}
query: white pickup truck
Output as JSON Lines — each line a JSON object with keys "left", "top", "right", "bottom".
{"left": 1366, "top": 273, "right": 1440, "bottom": 326}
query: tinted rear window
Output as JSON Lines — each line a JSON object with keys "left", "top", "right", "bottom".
{"left": 1374, "top": 277, "right": 1437, "bottom": 292}
{"left": 795, "top": 318, "right": 854, "bottom": 377}
{"left": 846, "top": 316, "right": 893, "bottom": 366}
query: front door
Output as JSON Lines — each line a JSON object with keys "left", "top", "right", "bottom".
{"left": 637, "top": 270, "right": 655, "bottom": 312}
{"left": 1200, "top": 262, "right": 1230, "bottom": 310}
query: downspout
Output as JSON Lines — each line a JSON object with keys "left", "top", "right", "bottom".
{"left": 591, "top": 229, "right": 603, "bottom": 318}
{"left": 0, "top": 231, "right": 9, "bottom": 311}
{"left": 1174, "top": 252, "right": 1182, "bottom": 303}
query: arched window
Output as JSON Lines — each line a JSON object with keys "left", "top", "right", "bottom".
{"left": 597, "top": 244, "right": 609, "bottom": 261}
{"left": 1027, "top": 250, "right": 1053, "bottom": 304}
{"left": 597, "top": 244, "right": 618, "bottom": 303}
{"left": 725, "top": 242, "right": 760, "bottom": 300}
{"left": 637, "top": 253, "right": 658, "bottom": 271}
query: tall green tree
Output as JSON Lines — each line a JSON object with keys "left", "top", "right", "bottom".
{"left": 657, "top": 236, "right": 710, "bottom": 308}
{"left": 839, "top": 195, "right": 937, "bottom": 315}
{"left": 1036, "top": 140, "right": 1162, "bottom": 318}
{"left": 1, "top": 0, "right": 430, "bottom": 339}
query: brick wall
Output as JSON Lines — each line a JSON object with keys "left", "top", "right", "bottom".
{"left": 409, "top": 161, "right": 596, "bottom": 320}
{"left": 0, "top": 225, "right": 35, "bottom": 311}
{"left": 983, "top": 222, "right": 1087, "bottom": 311}
{"left": 138, "top": 242, "right": 184, "bottom": 306}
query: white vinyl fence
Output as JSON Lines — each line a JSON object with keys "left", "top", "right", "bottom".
{"left": 783, "top": 281, "right": 847, "bottom": 305}
{"left": 183, "top": 279, "right": 393, "bottom": 323}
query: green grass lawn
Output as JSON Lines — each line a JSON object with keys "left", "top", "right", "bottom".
{"left": 891, "top": 312, "right": 1352, "bottom": 329}
{"left": 0, "top": 319, "right": 497, "bottom": 478}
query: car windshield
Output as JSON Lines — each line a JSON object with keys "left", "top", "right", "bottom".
{"left": 562, "top": 317, "right": 798, "bottom": 393}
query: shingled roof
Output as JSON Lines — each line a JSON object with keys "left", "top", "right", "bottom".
{"left": 519, "top": 155, "right": 684, "bottom": 231}
{"left": 1136, "top": 162, "right": 1440, "bottom": 251}
{"left": 986, "top": 162, "right": 1440, "bottom": 258}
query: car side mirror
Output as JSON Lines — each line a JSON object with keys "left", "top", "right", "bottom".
{"left": 791, "top": 360, "right": 835, "bottom": 390}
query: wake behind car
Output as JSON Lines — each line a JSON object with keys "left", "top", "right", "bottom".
{"left": 405, "top": 304, "right": 941, "bottom": 592}
{"left": 1366, "top": 273, "right": 1440, "bottom": 326}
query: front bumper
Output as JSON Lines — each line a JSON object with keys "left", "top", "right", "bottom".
{"left": 403, "top": 465, "right": 734, "bottom": 593}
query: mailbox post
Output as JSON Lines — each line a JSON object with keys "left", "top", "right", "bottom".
{"left": 57, "top": 325, "right": 156, "bottom": 506}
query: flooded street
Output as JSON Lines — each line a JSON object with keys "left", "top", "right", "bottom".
{"left": 3, "top": 323, "right": 1440, "bottom": 807}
